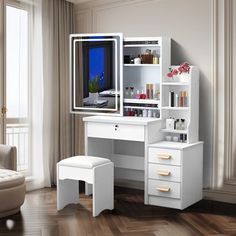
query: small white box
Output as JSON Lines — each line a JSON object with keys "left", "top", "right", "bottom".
{"left": 166, "top": 118, "right": 175, "bottom": 130}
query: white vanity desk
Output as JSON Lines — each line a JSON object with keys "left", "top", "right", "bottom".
{"left": 83, "top": 115, "right": 203, "bottom": 209}
{"left": 83, "top": 116, "right": 162, "bottom": 202}
{"left": 70, "top": 34, "right": 203, "bottom": 209}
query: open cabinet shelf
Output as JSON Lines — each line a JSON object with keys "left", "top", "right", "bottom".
{"left": 123, "top": 37, "right": 171, "bottom": 119}
{"left": 162, "top": 106, "right": 189, "bottom": 110}
{"left": 161, "top": 129, "right": 188, "bottom": 134}
{"left": 124, "top": 98, "right": 160, "bottom": 105}
{"left": 124, "top": 64, "right": 160, "bottom": 67}
{"left": 161, "top": 66, "right": 199, "bottom": 144}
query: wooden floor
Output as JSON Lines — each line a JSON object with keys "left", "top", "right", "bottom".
{"left": 0, "top": 187, "right": 236, "bottom": 236}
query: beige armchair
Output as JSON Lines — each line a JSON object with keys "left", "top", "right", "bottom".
{"left": 0, "top": 145, "right": 25, "bottom": 218}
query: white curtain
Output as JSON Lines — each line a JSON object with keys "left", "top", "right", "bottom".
{"left": 27, "top": 0, "right": 75, "bottom": 190}
{"left": 30, "top": 0, "right": 45, "bottom": 189}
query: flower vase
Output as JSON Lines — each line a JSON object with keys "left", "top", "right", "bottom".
{"left": 179, "top": 72, "right": 190, "bottom": 83}
{"left": 89, "top": 92, "right": 99, "bottom": 104}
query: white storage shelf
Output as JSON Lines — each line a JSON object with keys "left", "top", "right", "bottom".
{"left": 162, "top": 106, "right": 189, "bottom": 110}
{"left": 161, "top": 66, "right": 199, "bottom": 144}
{"left": 124, "top": 64, "right": 160, "bottom": 67}
{"left": 124, "top": 44, "right": 160, "bottom": 47}
{"left": 123, "top": 37, "right": 170, "bottom": 120}
{"left": 124, "top": 99, "right": 160, "bottom": 105}
{"left": 124, "top": 106, "right": 160, "bottom": 110}
{"left": 161, "top": 129, "right": 187, "bottom": 134}
{"left": 162, "top": 82, "right": 189, "bottom": 86}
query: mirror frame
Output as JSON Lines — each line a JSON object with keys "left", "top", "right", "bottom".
{"left": 69, "top": 33, "right": 123, "bottom": 116}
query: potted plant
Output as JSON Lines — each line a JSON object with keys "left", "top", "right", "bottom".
{"left": 88, "top": 75, "right": 100, "bottom": 103}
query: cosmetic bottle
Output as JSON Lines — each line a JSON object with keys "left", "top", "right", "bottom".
{"left": 184, "top": 91, "right": 188, "bottom": 107}
{"left": 181, "top": 119, "right": 185, "bottom": 130}
{"left": 130, "top": 108, "right": 135, "bottom": 116}
{"left": 148, "top": 109, "right": 152, "bottom": 118}
{"left": 130, "top": 87, "right": 134, "bottom": 98}
{"left": 169, "top": 91, "right": 175, "bottom": 107}
{"left": 146, "top": 84, "right": 150, "bottom": 99}
{"left": 125, "top": 87, "right": 130, "bottom": 98}
{"left": 180, "top": 91, "right": 184, "bottom": 107}
{"left": 150, "top": 84, "right": 153, "bottom": 99}
{"left": 143, "top": 109, "right": 147, "bottom": 117}
{"left": 175, "top": 119, "right": 180, "bottom": 130}
{"left": 135, "top": 89, "right": 140, "bottom": 99}
{"left": 184, "top": 134, "right": 187, "bottom": 143}
{"left": 175, "top": 94, "right": 179, "bottom": 107}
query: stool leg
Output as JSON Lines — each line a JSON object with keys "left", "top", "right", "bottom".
{"left": 57, "top": 178, "right": 79, "bottom": 210}
{"left": 93, "top": 162, "right": 114, "bottom": 217}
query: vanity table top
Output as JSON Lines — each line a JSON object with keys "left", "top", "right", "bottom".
{"left": 83, "top": 116, "right": 161, "bottom": 126}
{"left": 149, "top": 141, "right": 204, "bottom": 150}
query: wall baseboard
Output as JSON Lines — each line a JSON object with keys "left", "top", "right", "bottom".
{"left": 115, "top": 179, "right": 144, "bottom": 190}
{"left": 203, "top": 189, "right": 236, "bottom": 204}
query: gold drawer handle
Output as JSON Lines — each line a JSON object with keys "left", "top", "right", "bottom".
{"left": 157, "top": 171, "right": 171, "bottom": 176}
{"left": 157, "top": 154, "right": 171, "bottom": 159}
{"left": 156, "top": 187, "right": 170, "bottom": 192}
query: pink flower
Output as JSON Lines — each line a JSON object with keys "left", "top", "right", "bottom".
{"left": 167, "top": 72, "right": 173, "bottom": 78}
{"left": 172, "top": 69, "right": 178, "bottom": 75}
{"left": 178, "top": 62, "right": 190, "bottom": 74}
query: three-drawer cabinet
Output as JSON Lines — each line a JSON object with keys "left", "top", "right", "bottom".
{"left": 146, "top": 141, "right": 203, "bottom": 210}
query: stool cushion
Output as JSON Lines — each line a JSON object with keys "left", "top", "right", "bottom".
{"left": 58, "top": 156, "right": 111, "bottom": 169}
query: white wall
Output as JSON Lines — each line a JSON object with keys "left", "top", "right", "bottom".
{"left": 75, "top": 0, "right": 213, "bottom": 187}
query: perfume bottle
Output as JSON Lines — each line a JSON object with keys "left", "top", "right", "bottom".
{"left": 130, "top": 87, "right": 134, "bottom": 98}
{"left": 125, "top": 87, "right": 130, "bottom": 98}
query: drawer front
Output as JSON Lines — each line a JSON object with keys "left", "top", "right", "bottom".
{"left": 148, "top": 163, "right": 181, "bottom": 182}
{"left": 148, "top": 148, "right": 181, "bottom": 166}
{"left": 148, "top": 179, "right": 181, "bottom": 199}
{"left": 86, "top": 122, "right": 144, "bottom": 141}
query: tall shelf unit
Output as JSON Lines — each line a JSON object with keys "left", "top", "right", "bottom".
{"left": 123, "top": 37, "right": 171, "bottom": 119}
{"left": 160, "top": 66, "right": 199, "bottom": 144}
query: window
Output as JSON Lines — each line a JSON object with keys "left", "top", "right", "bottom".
{"left": 5, "top": 4, "right": 30, "bottom": 174}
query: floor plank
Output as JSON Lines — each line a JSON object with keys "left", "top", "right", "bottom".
{"left": 0, "top": 187, "right": 236, "bottom": 236}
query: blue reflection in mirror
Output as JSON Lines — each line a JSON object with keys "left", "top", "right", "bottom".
{"left": 89, "top": 47, "right": 105, "bottom": 90}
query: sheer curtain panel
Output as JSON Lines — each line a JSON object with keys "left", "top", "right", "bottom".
{"left": 26, "top": 0, "right": 75, "bottom": 190}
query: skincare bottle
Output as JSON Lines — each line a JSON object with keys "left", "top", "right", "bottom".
{"left": 143, "top": 109, "right": 147, "bottom": 117}
{"left": 135, "top": 89, "right": 140, "bottom": 99}
{"left": 175, "top": 94, "right": 179, "bottom": 107}
{"left": 184, "top": 91, "right": 188, "bottom": 107}
{"left": 148, "top": 109, "right": 152, "bottom": 117}
{"left": 175, "top": 119, "right": 180, "bottom": 130}
{"left": 179, "top": 91, "right": 184, "bottom": 107}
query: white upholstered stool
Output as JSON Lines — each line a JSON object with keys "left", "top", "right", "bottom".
{"left": 57, "top": 156, "right": 114, "bottom": 217}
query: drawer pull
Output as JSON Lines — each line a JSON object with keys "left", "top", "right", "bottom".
{"left": 157, "top": 154, "right": 171, "bottom": 159}
{"left": 157, "top": 171, "right": 171, "bottom": 176}
{"left": 156, "top": 187, "right": 170, "bottom": 192}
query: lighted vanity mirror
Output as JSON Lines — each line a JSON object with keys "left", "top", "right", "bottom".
{"left": 70, "top": 33, "right": 123, "bottom": 115}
